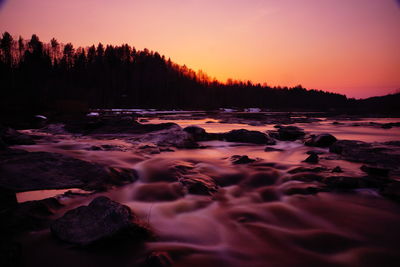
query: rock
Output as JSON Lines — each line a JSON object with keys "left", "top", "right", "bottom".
{"left": 224, "top": 129, "right": 276, "bottom": 145}
{"left": 282, "top": 183, "right": 324, "bottom": 195}
{"left": 183, "top": 126, "right": 208, "bottom": 141}
{"left": 0, "top": 126, "right": 35, "bottom": 146}
{"left": 332, "top": 166, "right": 343, "bottom": 173}
{"left": 264, "top": 147, "right": 283, "bottom": 152}
{"left": 180, "top": 174, "right": 218, "bottom": 195}
{"left": 138, "top": 125, "right": 198, "bottom": 149}
{"left": 0, "top": 150, "right": 116, "bottom": 191}
{"left": 1, "top": 198, "right": 62, "bottom": 234}
{"left": 304, "top": 153, "right": 319, "bottom": 164}
{"left": 323, "top": 176, "right": 360, "bottom": 189}
{"left": 0, "top": 187, "right": 17, "bottom": 211}
{"left": 305, "top": 134, "right": 337, "bottom": 147}
{"left": 290, "top": 173, "right": 324, "bottom": 182}
{"left": 381, "top": 181, "right": 400, "bottom": 201}
{"left": 275, "top": 125, "right": 305, "bottom": 141}
{"left": 0, "top": 241, "right": 21, "bottom": 267}
{"left": 50, "top": 197, "right": 151, "bottom": 246}
{"left": 145, "top": 251, "right": 173, "bottom": 267}
{"left": 65, "top": 117, "right": 178, "bottom": 135}
{"left": 230, "top": 155, "right": 256, "bottom": 165}
{"left": 329, "top": 140, "right": 400, "bottom": 175}
{"left": 288, "top": 166, "right": 327, "bottom": 174}
{"left": 360, "top": 165, "right": 390, "bottom": 177}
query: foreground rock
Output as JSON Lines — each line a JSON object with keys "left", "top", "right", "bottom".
{"left": 0, "top": 125, "right": 35, "bottom": 147}
{"left": 224, "top": 129, "right": 276, "bottom": 145}
{"left": 305, "top": 134, "right": 337, "bottom": 147}
{"left": 51, "top": 196, "right": 151, "bottom": 246}
{"left": 0, "top": 149, "right": 128, "bottom": 191}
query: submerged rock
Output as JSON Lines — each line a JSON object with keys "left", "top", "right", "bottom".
{"left": 50, "top": 196, "right": 151, "bottom": 246}
{"left": 305, "top": 134, "right": 337, "bottom": 147}
{"left": 230, "top": 155, "right": 256, "bottom": 165}
{"left": 224, "top": 129, "right": 276, "bottom": 145}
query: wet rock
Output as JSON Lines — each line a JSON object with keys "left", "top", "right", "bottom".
{"left": 1, "top": 198, "right": 61, "bottom": 234}
{"left": 329, "top": 140, "right": 400, "bottom": 175}
{"left": 138, "top": 125, "right": 198, "bottom": 149}
{"left": 288, "top": 166, "right": 327, "bottom": 174}
{"left": 0, "top": 149, "right": 115, "bottom": 191}
{"left": 0, "top": 187, "right": 17, "bottom": 211}
{"left": 51, "top": 196, "right": 151, "bottom": 246}
{"left": 224, "top": 129, "right": 276, "bottom": 145}
{"left": 65, "top": 117, "right": 177, "bottom": 135}
{"left": 275, "top": 125, "right": 305, "bottom": 141}
{"left": 264, "top": 146, "right": 283, "bottom": 152}
{"left": 0, "top": 241, "right": 21, "bottom": 267}
{"left": 324, "top": 176, "right": 360, "bottom": 189}
{"left": 332, "top": 166, "right": 343, "bottom": 173}
{"left": 0, "top": 126, "right": 35, "bottom": 146}
{"left": 381, "top": 181, "right": 400, "bottom": 201}
{"left": 290, "top": 173, "right": 324, "bottom": 182}
{"left": 183, "top": 126, "right": 208, "bottom": 141}
{"left": 145, "top": 251, "right": 172, "bottom": 267}
{"left": 304, "top": 153, "right": 319, "bottom": 164}
{"left": 360, "top": 165, "right": 390, "bottom": 177}
{"left": 381, "top": 122, "right": 400, "bottom": 129}
{"left": 180, "top": 174, "right": 218, "bottom": 195}
{"left": 305, "top": 134, "right": 337, "bottom": 147}
{"left": 282, "top": 183, "right": 324, "bottom": 195}
{"left": 230, "top": 155, "right": 256, "bottom": 165}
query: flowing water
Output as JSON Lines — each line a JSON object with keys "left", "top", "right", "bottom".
{"left": 13, "top": 116, "right": 400, "bottom": 267}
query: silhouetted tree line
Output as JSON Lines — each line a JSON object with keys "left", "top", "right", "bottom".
{"left": 1, "top": 32, "right": 350, "bottom": 116}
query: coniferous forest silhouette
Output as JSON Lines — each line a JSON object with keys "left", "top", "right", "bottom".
{"left": 0, "top": 32, "right": 399, "bottom": 119}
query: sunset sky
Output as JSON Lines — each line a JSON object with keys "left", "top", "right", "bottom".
{"left": 1, "top": 0, "right": 399, "bottom": 98}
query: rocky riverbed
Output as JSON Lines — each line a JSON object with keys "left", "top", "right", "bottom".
{"left": 1, "top": 111, "right": 400, "bottom": 267}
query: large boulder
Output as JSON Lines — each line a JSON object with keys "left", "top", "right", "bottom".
{"left": 305, "top": 134, "right": 337, "bottom": 147}
{"left": 275, "top": 125, "right": 305, "bottom": 141}
{"left": 0, "top": 149, "right": 120, "bottom": 191}
{"left": 224, "top": 129, "right": 275, "bottom": 145}
{"left": 137, "top": 125, "right": 198, "bottom": 148}
{"left": 50, "top": 196, "right": 151, "bottom": 246}
{"left": 183, "top": 126, "right": 208, "bottom": 141}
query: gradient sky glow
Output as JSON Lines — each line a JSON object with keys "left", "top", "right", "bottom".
{"left": 1, "top": 0, "right": 399, "bottom": 98}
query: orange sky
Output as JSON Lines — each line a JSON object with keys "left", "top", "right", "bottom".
{"left": 1, "top": 0, "right": 399, "bottom": 98}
